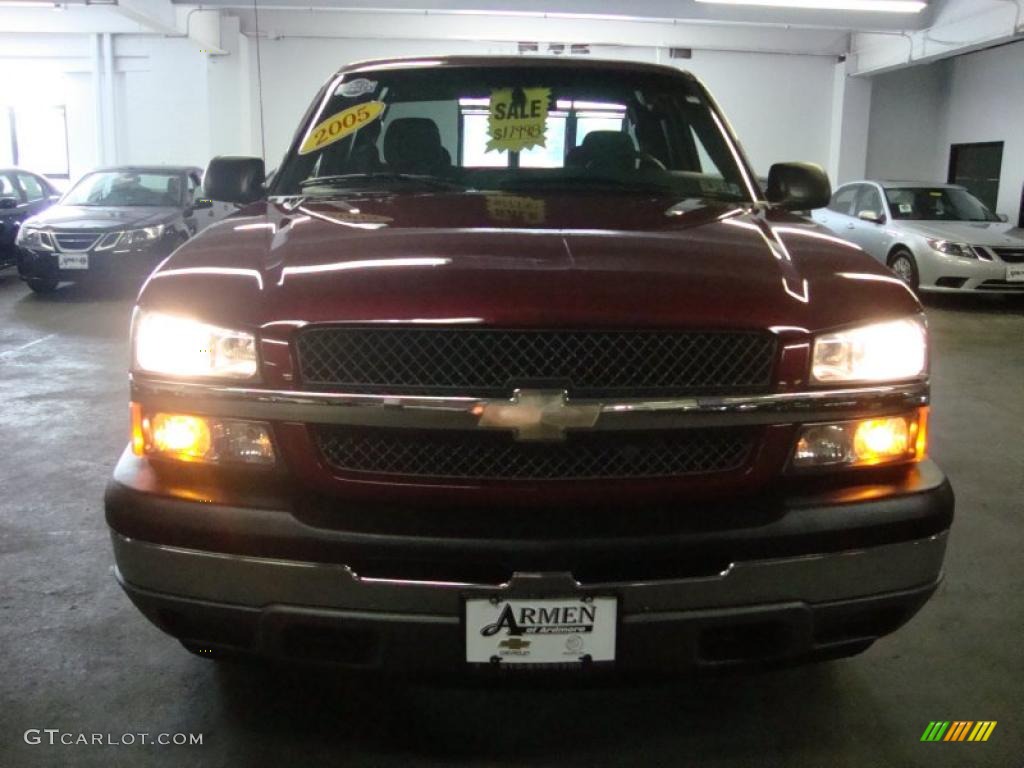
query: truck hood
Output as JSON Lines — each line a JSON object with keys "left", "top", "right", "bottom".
{"left": 26, "top": 205, "right": 180, "bottom": 232}
{"left": 140, "top": 192, "right": 921, "bottom": 337}
{"left": 895, "top": 219, "right": 1024, "bottom": 247}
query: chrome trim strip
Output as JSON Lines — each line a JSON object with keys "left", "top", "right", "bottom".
{"left": 111, "top": 531, "right": 948, "bottom": 614}
{"left": 131, "top": 376, "right": 929, "bottom": 431}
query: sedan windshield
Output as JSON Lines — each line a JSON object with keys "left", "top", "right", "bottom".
{"left": 63, "top": 171, "right": 185, "bottom": 208}
{"left": 272, "top": 64, "right": 755, "bottom": 202}
{"left": 884, "top": 187, "right": 999, "bottom": 222}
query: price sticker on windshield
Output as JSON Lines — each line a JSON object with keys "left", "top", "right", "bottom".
{"left": 487, "top": 87, "right": 551, "bottom": 153}
{"left": 299, "top": 101, "right": 385, "bottom": 155}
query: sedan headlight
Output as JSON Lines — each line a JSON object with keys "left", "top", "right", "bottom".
{"left": 132, "top": 310, "right": 258, "bottom": 379}
{"left": 15, "top": 226, "right": 54, "bottom": 251}
{"left": 927, "top": 239, "right": 974, "bottom": 259}
{"left": 812, "top": 316, "right": 927, "bottom": 384}
{"left": 120, "top": 225, "right": 166, "bottom": 248}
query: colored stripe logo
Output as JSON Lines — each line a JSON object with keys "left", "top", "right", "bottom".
{"left": 921, "top": 721, "right": 997, "bottom": 742}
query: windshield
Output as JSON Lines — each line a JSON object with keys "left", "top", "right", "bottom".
{"left": 63, "top": 171, "right": 185, "bottom": 208}
{"left": 884, "top": 187, "right": 999, "bottom": 222}
{"left": 272, "top": 64, "right": 755, "bottom": 202}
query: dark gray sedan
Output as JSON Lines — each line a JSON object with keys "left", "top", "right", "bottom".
{"left": 0, "top": 168, "right": 61, "bottom": 269}
{"left": 16, "top": 165, "right": 224, "bottom": 293}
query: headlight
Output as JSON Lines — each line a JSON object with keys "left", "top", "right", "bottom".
{"left": 927, "top": 239, "right": 974, "bottom": 259}
{"left": 132, "top": 310, "right": 258, "bottom": 379}
{"left": 15, "top": 227, "right": 54, "bottom": 251}
{"left": 120, "top": 225, "right": 166, "bottom": 248}
{"left": 811, "top": 316, "right": 927, "bottom": 384}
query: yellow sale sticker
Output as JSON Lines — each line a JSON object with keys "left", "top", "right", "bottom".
{"left": 487, "top": 87, "right": 551, "bottom": 153}
{"left": 299, "top": 101, "right": 385, "bottom": 155}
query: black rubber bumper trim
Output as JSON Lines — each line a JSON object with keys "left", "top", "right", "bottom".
{"left": 117, "top": 572, "right": 940, "bottom": 672}
{"left": 105, "top": 465, "right": 954, "bottom": 571}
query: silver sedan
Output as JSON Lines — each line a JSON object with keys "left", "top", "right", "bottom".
{"left": 812, "top": 180, "right": 1024, "bottom": 294}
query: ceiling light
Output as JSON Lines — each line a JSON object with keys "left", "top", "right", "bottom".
{"left": 695, "top": 0, "right": 926, "bottom": 12}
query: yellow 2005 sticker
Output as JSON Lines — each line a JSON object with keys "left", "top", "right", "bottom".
{"left": 487, "top": 87, "right": 551, "bottom": 153}
{"left": 299, "top": 101, "right": 385, "bottom": 155}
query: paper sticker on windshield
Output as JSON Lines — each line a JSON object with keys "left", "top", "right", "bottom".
{"left": 486, "top": 194, "right": 545, "bottom": 225}
{"left": 487, "top": 87, "right": 551, "bottom": 153}
{"left": 899, "top": 203, "right": 913, "bottom": 213}
{"left": 336, "top": 78, "right": 377, "bottom": 98}
{"left": 299, "top": 101, "right": 385, "bottom": 155}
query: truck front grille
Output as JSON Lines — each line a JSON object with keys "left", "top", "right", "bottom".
{"left": 295, "top": 327, "right": 777, "bottom": 397}
{"left": 313, "top": 425, "right": 756, "bottom": 481}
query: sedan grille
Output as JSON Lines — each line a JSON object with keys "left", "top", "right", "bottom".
{"left": 314, "top": 426, "right": 756, "bottom": 481}
{"left": 296, "top": 328, "right": 777, "bottom": 397}
{"left": 53, "top": 232, "right": 101, "bottom": 251}
{"left": 991, "top": 247, "right": 1024, "bottom": 264}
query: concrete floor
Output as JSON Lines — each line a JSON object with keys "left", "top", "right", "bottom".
{"left": 0, "top": 270, "right": 1021, "bottom": 768}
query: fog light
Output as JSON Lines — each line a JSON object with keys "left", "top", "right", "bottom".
{"left": 151, "top": 413, "right": 213, "bottom": 460}
{"left": 134, "top": 408, "right": 276, "bottom": 465}
{"left": 792, "top": 409, "right": 926, "bottom": 470}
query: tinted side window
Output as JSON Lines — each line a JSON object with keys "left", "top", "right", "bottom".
{"left": 18, "top": 173, "right": 45, "bottom": 202}
{"left": 855, "top": 185, "right": 883, "bottom": 215}
{"left": 828, "top": 186, "right": 858, "bottom": 214}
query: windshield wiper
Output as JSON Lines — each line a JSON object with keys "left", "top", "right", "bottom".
{"left": 497, "top": 176, "right": 671, "bottom": 194}
{"left": 299, "top": 173, "right": 466, "bottom": 192}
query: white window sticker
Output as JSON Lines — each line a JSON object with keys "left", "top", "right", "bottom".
{"left": 337, "top": 78, "right": 377, "bottom": 98}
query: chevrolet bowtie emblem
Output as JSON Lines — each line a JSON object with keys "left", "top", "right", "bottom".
{"left": 477, "top": 389, "right": 602, "bottom": 441}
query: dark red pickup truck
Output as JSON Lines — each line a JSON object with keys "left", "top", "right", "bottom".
{"left": 106, "top": 56, "right": 953, "bottom": 671}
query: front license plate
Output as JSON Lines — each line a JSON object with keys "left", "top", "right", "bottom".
{"left": 1007, "top": 265, "right": 1024, "bottom": 282}
{"left": 465, "top": 596, "right": 617, "bottom": 664}
{"left": 58, "top": 253, "right": 89, "bottom": 270}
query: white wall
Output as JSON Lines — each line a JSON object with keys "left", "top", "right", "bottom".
{"left": 2, "top": 28, "right": 838, "bottom": 187}
{"left": 245, "top": 38, "right": 836, "bottom": 175}
{"left": 865, "top": 40, "right": 1024, "bottom": 222}
{"left": 677, "top": 49, "right": 836, "bottom": 176}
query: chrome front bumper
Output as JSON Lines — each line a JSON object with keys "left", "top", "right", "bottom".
{"left": 113, "top": 531, "right": 947, "bottom": 615}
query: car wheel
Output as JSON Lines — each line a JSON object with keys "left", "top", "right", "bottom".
{"left": 26, "top": 277, "right": 59, "bottom": 294}
{"left": 888, "top": 249, "right": 919, "bottom": 292}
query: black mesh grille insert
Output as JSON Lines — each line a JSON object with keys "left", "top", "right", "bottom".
{"left": 296, "top": 328, "right": 777, "bottom": 396}
{"left": 314, "top": 426, "right": 756, "bottom": 481}
{"left": 992, "top": 247, "right": 1024, "bottom": 264}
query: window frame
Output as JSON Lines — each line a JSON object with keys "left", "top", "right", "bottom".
{"left": 828, "top": 184, "right": 860, "bottom": 216}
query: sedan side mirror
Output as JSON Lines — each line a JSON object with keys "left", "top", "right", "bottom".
{"left": 858, "top": 209, "right": 886, "bottom": 224}
{"left": 204, "top": 156, "right": 266, "bottom": 205}
{"left": 997, "top": 212, "right": 1009, "bottom": 223}
{"left": 765, "top": 162, "right": 831, "bottom": 212}
{"left": 0, "top": 197, "right": 18, "bottom": 210}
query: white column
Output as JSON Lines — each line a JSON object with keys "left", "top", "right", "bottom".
{"left": 92, "top": 33, "right": 104, "bottom": 165}
{"left": 101, "top": 33, "right": 117, "bottom": 165}
{"left": 827, "top": 59, "right": 872, "bottom": 186}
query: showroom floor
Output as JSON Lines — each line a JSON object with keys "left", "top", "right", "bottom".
{"left": 0, "top": 271, "right": 1021, "bottom": 768}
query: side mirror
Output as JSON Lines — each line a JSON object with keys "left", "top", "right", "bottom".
{"left": 48, "top": 194, "right": 62, "bottom": 203}
{"left": 204, "top": 156, "right": 266, "bottom": 205}
{"left": 0, "top": 197, "right": 18, "bottom": 210}
{"left": 766, "top": 162, "right": 831, "bottom": 211}
{"left": 997, "top": 213, "right": 1009, "bottom": 223}
{"left": 858, "top": 209, "right": 885, "bottom": 224}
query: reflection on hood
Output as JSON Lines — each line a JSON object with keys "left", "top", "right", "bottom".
{"left": 26, "top": 205, "right": 180, "bottom": 232}
{"left": 896, "top": 220, "right": 1024, "bottom": 247}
